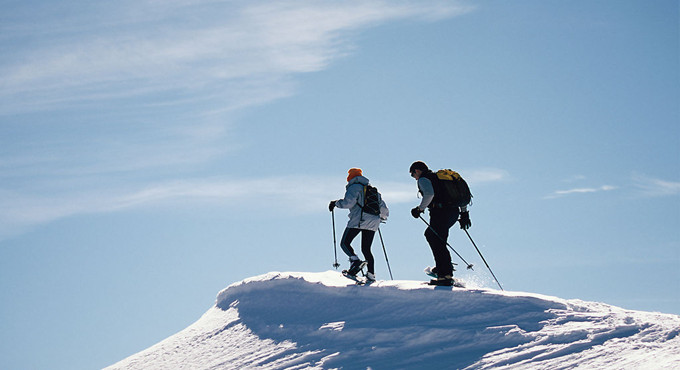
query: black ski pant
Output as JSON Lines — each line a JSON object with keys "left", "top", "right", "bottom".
{"left": 340, "top": 228, "right": 376, "bottom": 274}
{"left": 424, "top": 207, "right": 459, "bottom": 278}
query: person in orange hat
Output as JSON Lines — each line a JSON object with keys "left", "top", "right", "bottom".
{"left": 329, "top": 168, "right": 389, "bottom": 281}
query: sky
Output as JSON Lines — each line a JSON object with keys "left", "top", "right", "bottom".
{"left": 0, "top": 0, "right": 678, "bottom": 369}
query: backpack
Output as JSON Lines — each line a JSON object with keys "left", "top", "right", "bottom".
{"left": 431, "top": 169, "right": 472, "bottom": 208}
{"left": 361, "top": 185, "right": 382, "bottom": 216}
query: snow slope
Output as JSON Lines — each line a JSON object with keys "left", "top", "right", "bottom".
{"left": 106, "top": 271, "right": 680, "bottom": 369}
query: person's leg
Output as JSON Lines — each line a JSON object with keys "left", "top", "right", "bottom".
{"left": 340, "top": 228, "right": 360, "bottom": 258}
{"left": 424, "top": 208, "right": 458, "bottom": 277}
{"left": 360, "top": 230, "right": 376, "bottom": 274}
{"left": 341, "top": 228, "right": 365, "bottom": 275}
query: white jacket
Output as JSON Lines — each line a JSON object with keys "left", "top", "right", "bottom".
{"left": 335, "top": 175, "right": 389, "bottom": 231}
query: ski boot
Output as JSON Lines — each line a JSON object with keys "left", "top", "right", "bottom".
{"left": 346, "top": 258, "right": 365, "bottom": 276}
{"left": 342, "top": 257, "right": 365, "bottom": 277}
{"left": 365, "top": 272, "right": 376, "bottom": 282}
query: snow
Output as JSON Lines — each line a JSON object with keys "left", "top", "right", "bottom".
{"left": 106, "top": 271, "right": 680, "bottom": 369}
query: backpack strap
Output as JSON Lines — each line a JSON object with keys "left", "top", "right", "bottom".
{"left": 354, "top": 185, "right": 367, "bottom": 226}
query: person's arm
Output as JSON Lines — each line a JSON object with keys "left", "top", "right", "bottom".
{"left": 417, "top": 177, "right": 434, "bottom": 211}
{"left": 335, "top": 184, "right": 360, "bottom": 209}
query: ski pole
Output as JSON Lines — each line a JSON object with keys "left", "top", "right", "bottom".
{"left": 464, "top": 229, "right": 503, "bottom": 291}
{"left": 331, "top": 210, "right": 340, "bottom": 269}
{"left": 377, "top": 228, "right": 394, "bottom": 280}
{"left": 419, "top": 215, "right": 474, "bottom": 270}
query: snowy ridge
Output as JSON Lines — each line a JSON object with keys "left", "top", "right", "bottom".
{"left": 107, "top": 271, "right": 680, "bottom": 369}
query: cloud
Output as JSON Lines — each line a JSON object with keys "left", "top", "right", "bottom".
{"left": 464, "top": 168, "right": 510, "bottom": 184}
{"left": 0, "top": 0, "right": 473, "bottom": 114}
{"left": 0, "top": 176, "right": 337, "bottom": 241}
{"left": 0, "top": 166, "right": 506, "bottom": 241}
{"left": 376, "top": 182, "right": 418, "bottom": 205}
{"left": 0, "top": 175, "right": 414, "bottom": 241}
{"left": 632, "top": 174, "right": 680, "bottom": 197}
{"left": 544, "top": 174, "right": 680, "bottom": 200}
{"left": 544, "top": 185, "right": 618, "bottom": 199}
{"left": 0, "top": 0, "right": 473, "bottom": 188}
{"left": 0, "top": 1, "right": 476, "bottom": 240}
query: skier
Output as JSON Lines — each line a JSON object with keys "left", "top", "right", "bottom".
{"left": 409, "top": 161, "right": 472, "bottom": 286}
{"left": 329, "top": 168, "right": 389, "bottom": 282}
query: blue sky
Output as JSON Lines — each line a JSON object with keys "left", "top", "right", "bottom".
{"left": 1, "top": 1, "right": 678, "bottom": 369}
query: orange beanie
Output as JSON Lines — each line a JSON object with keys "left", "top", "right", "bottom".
{"left": 347, "top": 168, "right": 363, "bottom": 182}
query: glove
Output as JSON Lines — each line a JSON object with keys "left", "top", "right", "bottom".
{"left": 411, "top": 207, "right": 422, "bottom": 219}
{"left": 328, "top": 200, "right": 336, "bottom": 212}
{"left": 459, "top": 211, "right": 471, "bottom": 230}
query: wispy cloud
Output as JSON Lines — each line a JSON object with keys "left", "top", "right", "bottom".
{"left": 0, "top": 0, "right": 473, "bottom": 184}
{"left": 545, "top": 173, "right": 680, "bottom": 200}
{"left": 0, "top": 166, "right": 505, "bottom": 242}
{"left": 544, "top": 185, "right": 618, "bottom": 199}
{"left": 464, "top": 168, "right": 510, "bottom": 184}
{"left": 0, "top": 1, "right": 475, "bottom": 241}
{"left": 0, "top": 0, "right": 473, "bottom": 114}
{"left": 0, "top": 176, "right": 338, "bottom": 241}
{"left": 633, "top": 174, "right": 680, "bottom": 197}
{"left": 0, "top": 175, "right": 403, "bottom": 241}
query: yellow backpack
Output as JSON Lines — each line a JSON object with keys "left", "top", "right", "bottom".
{"left": 434, "top": 169, "right": 472, "bottom": 207}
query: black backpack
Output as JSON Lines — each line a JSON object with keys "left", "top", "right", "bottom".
{"left": 429, "top": 169, "right": 472, "bottom": 208}
{"left": 361, "top": 185, "right": 381, "bottom": 216}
